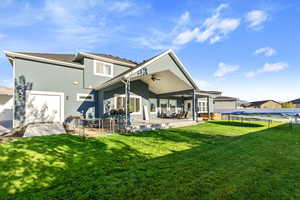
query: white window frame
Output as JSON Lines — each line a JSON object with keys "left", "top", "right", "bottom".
{"left": 169, "top": 99, "right": 178, "bottom": 113}
{"left": 93, "top": 60, "right": 114, "bottom": 77}
{"left": 159, "top": 99, "right": 168, "bottom": 113}
{"left": 114, "top": 94, "right": 142, "bottom": 115}
{"left": 159, "top": 99, "right": 179, "bottom": 113}
{"left": 198, "top": 99, "right": 208, "bottom": 113}
{"left": 149, "top": 98, "right": 157, "bottom": 113}
{"left": 77, "top": 93, "right": 94, "bottom": 102}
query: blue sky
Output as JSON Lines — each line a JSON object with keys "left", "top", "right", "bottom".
{"left": 0, "top": 0, "right": 299, "bottom": 101}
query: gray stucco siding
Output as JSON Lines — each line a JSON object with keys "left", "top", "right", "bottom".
{"left": 83, "top": 57, "right": 130, "bottom": 89}
{"left": 14, "top": 58, "right": 97, "bottom": 124}
{"left": 100, "top": 80, "right": 149, "bottom": 120}
{"left": 99, "top": 80, "right": 190, "bottom": 120}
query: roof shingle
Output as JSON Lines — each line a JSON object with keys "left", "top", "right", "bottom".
{"left": 16, "top": 52, "right": 78, "bottom": 65}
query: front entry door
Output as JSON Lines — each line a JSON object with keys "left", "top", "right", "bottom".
{"left": 184, "top": 100, "right": 192, "bottom": 112}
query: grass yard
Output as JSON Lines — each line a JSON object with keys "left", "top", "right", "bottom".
{"left": 0, "top": 121, "right": 300, "bottom": 200}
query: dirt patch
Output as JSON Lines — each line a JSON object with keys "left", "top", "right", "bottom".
{"left": 0, "top": 136, "right": 17, "bottom": 143}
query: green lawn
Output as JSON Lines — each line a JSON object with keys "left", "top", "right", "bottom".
{"left": 1, "top": 121, "right": 300, "bottom": 200}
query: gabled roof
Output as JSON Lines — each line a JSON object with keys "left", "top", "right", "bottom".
{"left": 88, "top": 53, "right": 138, "bottom": 66}
{"left": 290, "top": 98, "right": 300, "bottom": 104}
{"left": 74, "top": 52, "right": 137, "bottom": 68}
{"left": 214, "top": 96, "right": 238, "bottom": 101}
{"left": 244, "top": 100, "right": 280, "bottom": 107}
{"left": 5, "top": 51, "right": 83, "bottom": 69}
{"left": 5, "top": 49, "right": 201, "bottom": 92}
{"left": 15, "top": 52, "right": 78, "bottom": 65}
{"left": 0, "top": 85, "right": 12, "bottom": 96}
{"left": 5, "top": 51, "right": 138, "bottom": 69}
{"left": 204, "top": 90, "right": 222, "bottom": 95}
{"left": 95, "top": 49, "right": 199, "bottom": 91}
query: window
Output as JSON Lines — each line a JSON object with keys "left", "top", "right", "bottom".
{"left": 94, "top": 60, "right": 113, "bottom": 77}
{"left": 160, "top": 99, "right": 168, "bottom": 114}
{"left": 169, "top": 99, "right": 177, "bottom": 113}
{"left": 115, "top": 95, "right": 141, "bottom": 113}
{"left": 77, "top": 94, "right": 94, "bottom": 102}
{"left": 198, "top": 100, "right": 207, "bottom": 113}
{"left": 149, "top": 98, "right": 157, "bottom": 113}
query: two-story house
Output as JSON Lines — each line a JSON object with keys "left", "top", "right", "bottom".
{"left": 5, "top": 49, "right": 216, "bottom": 128}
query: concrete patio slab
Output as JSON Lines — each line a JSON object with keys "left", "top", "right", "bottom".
{"left": 23, "top": 123, "right": 66, "bottom": 137}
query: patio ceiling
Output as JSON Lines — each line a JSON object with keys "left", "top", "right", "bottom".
{"left": 133, "top": 70, "right": 193, "bottom": 94}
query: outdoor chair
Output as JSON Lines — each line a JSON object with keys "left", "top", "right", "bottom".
{"left": 184, "top": 111, "right": 189, "bottom": 119}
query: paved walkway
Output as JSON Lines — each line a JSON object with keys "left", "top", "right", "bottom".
{"left": 0, "top": 125, "right": 10, "bottom": 136}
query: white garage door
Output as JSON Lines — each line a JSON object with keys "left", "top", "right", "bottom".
{"left": 25, "top": 91, "right": 64, "bottom": 124}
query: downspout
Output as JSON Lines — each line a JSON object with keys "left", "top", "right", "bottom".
{"left": 121, "top": 77, "right": 131, "bottom": 129}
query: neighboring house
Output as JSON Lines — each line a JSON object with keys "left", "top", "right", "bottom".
{"left": 0, "top": 85, "right": 13, "bottom": 112}
{"left": 241, "top": 100, "right": 282, "bottom": 109}
{"left": 5, "top": 49, "right": 216, "bottom": 128}
{"left": 213, "top": 96, "right": 239, "bottom": 110}
{"left": 288, "top": 98, "right": 300, "bottom": 108}
{"left": 197, "top": 91, "right": 221, "bottom": 113}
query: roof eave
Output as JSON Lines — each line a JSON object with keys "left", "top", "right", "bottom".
{"left": 76, "top": 52, "right": 137, "bottom": 68}
{"left": 4, "top": 51, "right": 83, "bottom": 69}
{"left": 95, "top": 49, "right": 201, "bottom": 91}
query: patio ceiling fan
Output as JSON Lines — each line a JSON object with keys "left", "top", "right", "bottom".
{"left": 150, "top": 74, "right": 160, "bottom": 82}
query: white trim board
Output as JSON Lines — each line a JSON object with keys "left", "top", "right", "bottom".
{"left": 77, "top": 93, "right": 94, "bottom": 102}
{"left": 93, "top": 60, "right": 114, "bottom": 78}
{"left": 113, "top": 94, "right": 142, "bottom": 115}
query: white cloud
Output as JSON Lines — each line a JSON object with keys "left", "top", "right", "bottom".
{"left": 245, "top": 62, "right": 288, "bottom": 78}
{"left": 177, "top": 11, "right": 191, "bottom": 26}
{"left": 246, "top": 10, "right": 268, "bottom": 29}
{"left": 137, "top": 4, "right": 240, "bottom": 50}
{"left": 214, "top": 62, "right": 239, "bottom": 77}
{"left": 254, "top": 47, "right": 276, "bottom": 56}
{"left": 174, "top": 4, "right": 240, "bottom": 45}
{"left": 174, "top": 28, "right": 200, "bottom": 45}
{"left": 107, "top": 1, "right": 132, "bottom": 12}
{"left": 245, "top": 71, "right": 255, "bottom": 78}
{"left": 134, "top": 11, "right": 192, "bottom": 50}
{"left": 259, "top": 62, "right": 288, "bottom": 72}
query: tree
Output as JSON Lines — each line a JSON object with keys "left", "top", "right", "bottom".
{"left": 281, "top": 102, "right": 295, "bottom": 108}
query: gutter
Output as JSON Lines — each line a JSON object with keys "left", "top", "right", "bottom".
{"left": 5, "top": 51, "right": 83, "bottom": 69}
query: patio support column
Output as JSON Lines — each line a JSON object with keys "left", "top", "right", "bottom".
{"left": 207, "top": 96, "right": 211, "bottom": 120}
{"left": 195, "top": 95, "right": 199, "bottom": 122}
{"left": 157, "top": 98, "right": 160, "bottom": 116}
{"left": 192, "top": 90, "right": 196, "bottom": 121}
{"left": 125, "top": 78, "right": 131, "bottom": 127}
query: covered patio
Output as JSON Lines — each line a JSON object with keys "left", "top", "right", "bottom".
{"left": 95, "top": 49, "right": 218, "bottom": 132}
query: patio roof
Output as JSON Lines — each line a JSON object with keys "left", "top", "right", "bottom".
{"left": 95, "top": 49, "right": 199, "bottom": 93}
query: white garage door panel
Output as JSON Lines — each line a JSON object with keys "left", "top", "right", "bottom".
{"left": 26, "top": 91, "right": 64, "bottom": 124}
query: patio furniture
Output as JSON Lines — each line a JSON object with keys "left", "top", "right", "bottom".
{"left": 176, "top": 111, "right": 184, "bottom": 119}
{"left": 184, "top": 111, "right": 189, "bottom": 119}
